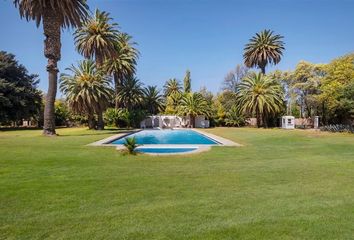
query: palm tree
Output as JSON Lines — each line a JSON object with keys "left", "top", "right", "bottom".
{"left": 105, "top": 33, "right": 139, "bottom": 108}
{"left": 179, "top": 93, "right": 210, "bottom": 128}
{"left": 164, "top": 92, "right": 182, "bottom": 114}
{"left": 183, "top": 70, "right": 191, "bottom": 93}
{"left": 74, "top": 9, "right": 119, "bottom": 66}
{"left": 117, "top": 77, "right": 143, "bottom": 111}
{"left": 244, "top": 29, "right": 285, "bottom": 74}
{"left": 74, "top": 9, "right": 119, "bottom": 129}
{"left": 164, "top": 78, "right": 182, "bottom": 97}
{"left": 59, "top": 60, "right": 113, "bottom": 129}
{"left": 237, "top": 72, "right": 284, "bottom": 127}
{"left": 143, "top": 86, "right": 163, "bottom": 115}
{"left": 14, "top": 0, "right": 89, "bottom": 136}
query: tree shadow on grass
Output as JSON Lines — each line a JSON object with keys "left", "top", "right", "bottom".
{"left": 0, "top": 127, "right": 135, "bottom": 137}
{"left": 58, "top": 128, "right": 134, "bottom": 137}
{"left": 0, "top": 127, "right": 42, "bottom": 132}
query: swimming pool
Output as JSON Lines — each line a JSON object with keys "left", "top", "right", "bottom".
{"left": 109, "top": 129, "right": 219, "bottom": 145}
{"left": 90, "top": 128, "right": 239, "bottom": 155}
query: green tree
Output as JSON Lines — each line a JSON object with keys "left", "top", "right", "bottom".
{"left": 225, "top": 106, "right": 246, "bottom": 127}
{"left": 54, "top": 100, "right": 71, "bottom": 127}
{"left": 244, "top": 29, "right": 285, "bottom": 74}
{"left": 14, "top": 0, "right": 89, "bottom": 135}
{"left": 183, "top": 70, "right": 191, "bottom": 93}
{"left": 0, "top": 51, "right": 42, "bottom": 125}
{"left": 74, "top": 9, "right": 119, "bottom": 66}
{"left": 212, "top": 91, "right": 238, "bottom": 126}
{"left": 105, "top": 33, "right": 139, "bottom": 108}
{"left": 143, "top": 86, "right": 163, "bottom": 115}
{"left": 104, "top": 108, "right": 126, "bottom": 128}
{"left": 319, "top": 54, "right": 354, "bottom": 124}
{"left": 117, "top": 77, "right": 144, "bottom": 111}
{"left": 59, "top": 60, "right": 113, "bottom": 129}
{"left": 238, "top": 72, "right": 284, "bottom": 127}
{"left": 164, "top": 92, "right": 182, "bottom": 115}
{"left": 163, "top": 78, "right": 182, "bottom": 97}
{"left": 289, "top": 61, "right": 325, "bottom": 118}
{"left": 74, "top": 9, "right": 119, "bottom": 129}
{"left": 179, "top": 93, "right": 210, "bottom": 128}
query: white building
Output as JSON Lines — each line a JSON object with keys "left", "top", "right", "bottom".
{"left": 282, "top": 116, "right": 295, "bottom": 129}
{"left": 140, "top": 115, "right": 210, "bottom": 129}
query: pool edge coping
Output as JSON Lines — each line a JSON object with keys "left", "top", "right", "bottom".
{"left": 192, "top": 129, "right": 242, "bottom": 147}
{"left": 87, "top": 129, "right": 142, "bottom": 146}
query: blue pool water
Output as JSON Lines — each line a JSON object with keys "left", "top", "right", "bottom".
{"left": 110, "top": 129, "right": 218, "bottom": 145}
{"left": 136, "top": 148, "right": 197, "bottom": 154}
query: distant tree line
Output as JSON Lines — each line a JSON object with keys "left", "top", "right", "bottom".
{"left": 2, "top": 19, "right": 353, "bottom": 129}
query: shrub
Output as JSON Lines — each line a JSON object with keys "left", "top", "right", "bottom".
{"left": 104, "top": 108, "right": 126, "bottom": 128}
{"left": 224, "top": 106, "right": 246, "bottom": 127}
{"left": 320, "top": 124, "right": 354, "bottom": 133}
{"left": 105, "top": 108, "right": 147, "bottom": 129}
{"left": 123, "top": 109, "right": 147, "bottom": 128}
{"left": 123, "top": 137, "right": 138, "bottom": 155}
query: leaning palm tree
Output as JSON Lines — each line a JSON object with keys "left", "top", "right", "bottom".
{"left": 143, "top": 86, "right": 164, "bottom": 115}
{"left": 237, "top": 72, "right": 284, "bottom": 127}
{"left": 164, "top": 78, "right": 182, "bottom": 97}
{"left": 14, "top": 0, "right": 89, "bottom": 135}
{"left": 179, "top": 93, "right": 210, "bottom": 128}
{"left": 244, "top": 29, "right": 285, "bottom": 74}
{"left": 74, "top": 9, "right": 119, "bottom": 129}
{"left": 59, "top": 60, "right": 113, "bottom": 130}
{"left": 105, "top": 33, "right": 139, "bottom": 108}
{"left": 117, "top": 77, "right": 144, "bottom": 111}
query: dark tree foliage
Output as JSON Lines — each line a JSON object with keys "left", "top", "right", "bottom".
{"left": 0, "top": 51, "right": 42, "bottom": 125}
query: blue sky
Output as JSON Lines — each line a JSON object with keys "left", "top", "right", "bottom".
{"left": 0, "top": 0, "right": 353, "bottom": 95}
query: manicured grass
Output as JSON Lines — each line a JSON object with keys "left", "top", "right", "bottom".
{"left": 0, "top": 127, "right": 353, "bottom": 239}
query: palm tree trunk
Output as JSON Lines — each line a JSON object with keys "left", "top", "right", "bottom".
{"left": 42, "top": 10, "right": 61, "bottom": 136}
{"left": 256, "top": 110, "right": 261, "bottom": 128}
{"left": 263, "top": 112, "right": 268, "bottom": 128}
{"left": 114, "top": 73, "right": 120, "bottom": 109}
{"left": 190, "top": 115, "right": 195, "bottom": 128}
{"left": 88, "top": 112, "right": 96, "bottom": 129}
{"left": 97, "top": 112, "right": 104, "bottom": 130}
{"left": 260, "top": 66, "right": 266, "bottom": 74}
{"left": 95, "top": 53, "right": 105, "bottom": 130}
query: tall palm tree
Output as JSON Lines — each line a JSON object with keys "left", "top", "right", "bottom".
{"left": 164, "top": 78, "right": 182, "bottom": 97}
{"left": 183, "top": 70, "right": 191, "bottom": 93}
{"left": 179, "top": 93, "right": 210, "bottom": 128}
{"left": 74, "top": 9, "right": 119, "bottom": 129}
{"left": 117, "top": 77, "right": 143, "bottom": 111}
{"left": 237, "top": 72, "right": 284, "bottom": 127}
{"left": 143, "top": 86, "right": 163, "bottom": 115}
{"left": 59, "top": 60, "right": 113, "bottom": 129}
{"left": 14, "top": 0, "right": 89, "bottom": 136}
{"left": 105, "top": 33, "right": 139, "bottom": 108}
{"left": 244, "top": 29, "right": 285, "bottom": 74}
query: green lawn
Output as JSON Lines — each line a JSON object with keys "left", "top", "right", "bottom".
{"left": 0, "top": 127, "right": 353, "bottom": 239}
